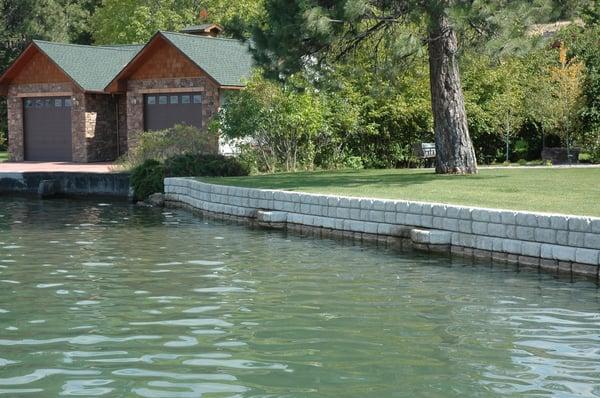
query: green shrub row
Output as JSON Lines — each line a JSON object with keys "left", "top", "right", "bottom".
{"left": 164, "top": 153, "right": 250, "bottom": 178}
{"left": 131, "top": 154, "right": 249, "bottom": 201}
{"left": 131, "top": 159, "right": 165, "bottom": 201}
{"left": 120, "top": 124, "right": 217, "bottom": 169}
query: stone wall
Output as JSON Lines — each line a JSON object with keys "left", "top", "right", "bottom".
{"left": 6, "top": 89, "right": 24, "bottom": 161}
{"left": 71, "top": 90, "right": 87, "bottom": 162}
{"left": 117, "top": 94, "right": 128, "bottom": 157}
{"left": 126, "top": 77, "right": 220, "bottom": 151}
{"left": 0, "top": 171, "right": 131, "bottom": 197}
{"left": 84, "top": 93, "right": 119, "bottom": 162}
{"left": 164, "top": 178, "right": 600, "bottom": 281}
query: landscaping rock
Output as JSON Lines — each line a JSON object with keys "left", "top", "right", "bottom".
{"left": 410, "top": 228, "right": 452, "bottom": 245}
{"left": 256, "top": 210, "right": 288, "bottom": 223}
{"left": 147, "top": 193, "right": 165, "bottom": 207}
{"left": 38, "top": 179, "right": 60, "bottom": 198}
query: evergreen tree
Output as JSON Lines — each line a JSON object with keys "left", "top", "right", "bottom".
{"left": 251, "top": 0, "right": 578, "bottom": 174}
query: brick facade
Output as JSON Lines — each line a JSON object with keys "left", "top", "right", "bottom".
{"left": 125, "top": 77, "right": 220, "bottom": 152}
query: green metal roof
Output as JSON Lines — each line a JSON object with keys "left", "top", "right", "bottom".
{"left": 34, "top": 40, "right": 142, "bottom": 92}
{"left": 160, "top": 31, "right": 253, "bottom": 87}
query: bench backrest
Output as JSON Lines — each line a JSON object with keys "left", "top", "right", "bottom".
{"left": 413, "top": 143, "right": 436, "bottom": 158}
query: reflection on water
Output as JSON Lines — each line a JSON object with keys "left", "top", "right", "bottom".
{"left": 0, "top": 197, "right": 599, "bottom": 397}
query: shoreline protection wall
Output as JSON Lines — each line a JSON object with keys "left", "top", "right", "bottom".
{"left": 164, "top": 177, "right": 600, "bottom": 282}
{"left": 0, "top": 171, "right": 131, "bottom": 198}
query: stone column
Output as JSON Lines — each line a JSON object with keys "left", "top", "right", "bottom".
{"left": 71, "top": 91, "right": 87, "bottom": 162}
{"left": 7, "top": 92, "right": 24, "bottom": 161}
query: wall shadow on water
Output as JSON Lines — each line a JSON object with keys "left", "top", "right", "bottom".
{"left": 0, "top": 196, "right": 165, "bottom": 232}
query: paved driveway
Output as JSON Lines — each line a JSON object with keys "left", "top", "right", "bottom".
{"left": 0, "top": 161, "right": 124, "bottom": 173}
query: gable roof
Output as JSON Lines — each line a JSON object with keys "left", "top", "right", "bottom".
{"left": 34, "top": 41, "right": 142, "bottom": 92}
{"left": 161, "top": 32, "right": 252, "bottom": 87}
{"left": 1, "top": 31, "right": 253, "bottom": 95}
{"left": 0, "top": 40, "right": 141, "bottom": 93}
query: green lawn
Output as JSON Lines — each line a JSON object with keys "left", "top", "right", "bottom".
{"left": 203, "top": 167, "right": 600, "bottom": 217}
{"left": 0, "top": 152, "right": 7, "bottom": 162}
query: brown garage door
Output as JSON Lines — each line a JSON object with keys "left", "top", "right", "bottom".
{"left": 23, "top": 96, "right": 72, "bottom": 161}
{"left": 143, "top": 93, "right": 203, "bottom": 131}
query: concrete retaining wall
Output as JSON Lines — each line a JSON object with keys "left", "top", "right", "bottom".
{"left": 165, "top": 177, "right": 600, "bottom": 281}
{"left": 0, "top": 172, "right": 131, "bottom": 198}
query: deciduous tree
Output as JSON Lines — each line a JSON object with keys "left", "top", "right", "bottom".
{"left": 215, "top": 74, "right": 325, "bottom": 172}
{"left": 91, "top": 0, "right": 197, "bottom": 44}
{"left": 91, "top": 0, "right": 264, "bottom": 44}
{"left": 549, "top": 43, "right": 585, "bottom": 163}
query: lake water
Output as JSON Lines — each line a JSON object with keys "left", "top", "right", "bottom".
{"left": 0, "top": 198, "right": 599, "bottom": 397}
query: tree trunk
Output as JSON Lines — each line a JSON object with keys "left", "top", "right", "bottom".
{"left": 428, "top": 11, "right": 478, "bottom": 174}
{"left": 505, "top": 118, "right": 511, "bottom": 162}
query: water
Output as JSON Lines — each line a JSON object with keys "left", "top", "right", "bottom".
{"left": 0, "top": 198, "right": 599, "bottom": 397}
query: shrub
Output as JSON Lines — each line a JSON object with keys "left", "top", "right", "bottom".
{"left": 579, "top": 152, "right": 592, "bottom": 163}
{"left": 215, "top": 74, "right": 327, "bottom": 172}
{"left": 514, "top": 139, "right": 529, "bottom": 160}
{"left": 130, "top": 154, "right": 249, "bottom": 201}
{"left": 164, "top": 153, "right": 250, "bottom": 177}
{"left": 131, "top": 159, "right": 165, "bottom": 200}
{"left": 343, "top": 156, "right": 364, "bottom": 170}
{"left": 120, "top": 124, "right": 216, "bottom": 169}
{"left": 517, "top": 158, "right": 527, "bottom": 166}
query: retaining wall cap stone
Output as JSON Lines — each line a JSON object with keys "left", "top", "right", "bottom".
{"left": 575, "top": 248, "right": 600, "bottom": 265}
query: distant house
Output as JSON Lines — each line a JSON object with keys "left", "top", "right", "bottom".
{"left": 0, "top": 26, "right": 252, "bottom": 162}
{"left": 526, "top": 19, "right": 584, "bottom": 38}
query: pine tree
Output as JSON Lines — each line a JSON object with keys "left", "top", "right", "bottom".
{"left": 251, "top": 0, "right": 579, "bottom": 174}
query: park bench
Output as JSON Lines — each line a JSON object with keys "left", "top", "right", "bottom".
{"left": 412, "top": 142, "right": 436, "bottom": 167}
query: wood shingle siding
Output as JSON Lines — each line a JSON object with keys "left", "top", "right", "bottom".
{"left": 129, "top": 37, "right": 204, "bottom": 80}
{"left": 11, "top": 51, "right": 70, "bottom": 85}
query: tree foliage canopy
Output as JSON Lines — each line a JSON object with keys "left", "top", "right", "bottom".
{"left": 251, "top": 0, "right": 578, "bottom": 79}
{"left": 91, "top": 0, "right": 198, "bottom": 44}
{"left": 91, "top": 0, "right": 264, "bottom": 44}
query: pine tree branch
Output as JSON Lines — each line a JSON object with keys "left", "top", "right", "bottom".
{"left": 335, "top": 19, "right": 390, "bottom": 60}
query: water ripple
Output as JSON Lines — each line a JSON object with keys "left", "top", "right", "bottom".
{"left": 0, "top": 369, "right": 100, "bottom": 385}
{"left": 0, "top": 197, "right": 599, "bottom": 397}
